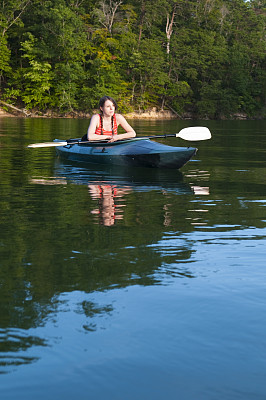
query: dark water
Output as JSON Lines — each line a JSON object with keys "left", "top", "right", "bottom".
{"left": 0, "top": 117, "right": 265, "bottom": 399}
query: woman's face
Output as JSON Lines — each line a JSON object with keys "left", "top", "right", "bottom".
{"left": 100, "top": 100, "right": 115, "bottom": 117}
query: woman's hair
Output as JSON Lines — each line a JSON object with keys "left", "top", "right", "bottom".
{"left": 99, "top": 96, "right": 118, "bottom": 112}
{"left": 99, "top": 96, "right": 117, "bottom": 135}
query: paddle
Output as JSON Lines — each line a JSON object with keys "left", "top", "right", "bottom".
{"left": 27, "top": 126, "right": 211, "bottom": 148}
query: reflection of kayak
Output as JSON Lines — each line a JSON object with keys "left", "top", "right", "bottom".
{"left": 51, "top": 159, "right": 195, "bottom": 195}
{"left": 54, "top": 138, "right": 197, "bottom": 169}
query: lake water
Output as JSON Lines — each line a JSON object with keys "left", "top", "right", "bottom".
{"left": 0, "top": 117, "right": 265, "bottom": 399}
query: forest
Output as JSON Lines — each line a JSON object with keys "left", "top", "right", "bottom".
{"left": 0, "top": 0, "right": 265, "bottom": 119}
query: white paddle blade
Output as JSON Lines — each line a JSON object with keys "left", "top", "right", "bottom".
{"left": 28, "top": 141, "right": 68, "bottom": 148}
{"left": 177, "top": 127, "right": 211, "bottom": 141}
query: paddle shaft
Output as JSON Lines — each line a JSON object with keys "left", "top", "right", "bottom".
{"left": 72, "top": 134, "right": 177, "bottom": 144}
{"left": 65, "top": 131, "right": 209, "bottom": 144}
{"left": 28, "top": 127, "right": 211, "bottom": 148}
{"left": 28, "top": 135, "right": 192, "bottom": 148}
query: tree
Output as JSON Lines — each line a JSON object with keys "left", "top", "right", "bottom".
{"left": 0, "top": 0, "right": 32, "bottom": 89}
{"left": 19, "top": 33, "right": 53, "bottom": 109}
{"left": 0, "top": 36, "right": 11, "bottom": 86}
{"left": 0, "top": 0, "right": 265, "bottom": 117}
{"left": 0, "top": 0, "right": 32, "bottom": 37}
{"left": 93, "top": 0, "right": 123, "bottom": 35}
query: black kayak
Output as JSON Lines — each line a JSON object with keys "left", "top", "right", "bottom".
{"left": 54, "top": 137, "right": 197, "bottom": 169}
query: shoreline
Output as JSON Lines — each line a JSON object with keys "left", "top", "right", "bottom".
{"left": 0, "top": 108, "right": 14, "bottom": 117}
{"left": 0, "top": 106, "right": 256, "bottom": 120}
{"left": 0, "top": 106, "right": 177, "bottom": 119}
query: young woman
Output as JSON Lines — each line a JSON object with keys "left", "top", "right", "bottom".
{"left": 85, "top": 96, "right": 136, "bottom": 142}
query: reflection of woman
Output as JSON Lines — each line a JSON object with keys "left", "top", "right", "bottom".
{"left": 84, "top": 96, "right": 136, "bottom": 142}
{"left": 88, "top": 184, "right": 131, "bottom": 226}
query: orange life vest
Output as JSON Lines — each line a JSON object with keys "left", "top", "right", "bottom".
{"left": 95, "top": 114, "right": 118, "bottom": 135}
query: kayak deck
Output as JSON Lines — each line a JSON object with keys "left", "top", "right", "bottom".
{"left": 55, "top": 138, "right": 197, "bottom": 169}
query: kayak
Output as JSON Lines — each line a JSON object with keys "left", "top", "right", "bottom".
{"left": 54, "top": 137, "right": 197, "bottom": 169}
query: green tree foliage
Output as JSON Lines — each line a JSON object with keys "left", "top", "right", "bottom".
{"left": 0, "top": 36, "right": 11, "bottom": 85}
{"left": 0, "top": 0, "right": 265, "bottom": 118}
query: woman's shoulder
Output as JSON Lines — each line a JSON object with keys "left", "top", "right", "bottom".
{"left": 91, "top": 113, "right": 100, "bottom": 120}
{"left": 90, "top": 113, "right": 100, "bottom": 124}
{"left": 115, "top": 113, "right": 126, "bottom": 122}
{"left": 88, "top": 113, "right": 100, "bottom": 130}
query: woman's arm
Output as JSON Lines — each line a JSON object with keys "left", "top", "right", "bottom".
{"left": 111, "top": 114, "right": 136, "bottom": 141}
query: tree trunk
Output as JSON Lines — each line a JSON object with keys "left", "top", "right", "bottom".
{"left": 165, "top": 5, "right": 176, "bottom": 56}
{"left": 0, "top": 100, "right": 31, "bottom": 116}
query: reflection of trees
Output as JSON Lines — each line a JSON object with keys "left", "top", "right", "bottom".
{"left": 0, "top": 169, "right": 197, "bottom": 372}
{"left": 1, "top": 154, "right": 265, "bottom": 373}
{"left": 0, "top": 329, "right": 47, "bottom": 374}
{"left": 76, "top": 301, "right": 114, "bottom": 332}
{"left": 1, "top": 120, "right": 265, "bottom": 372}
